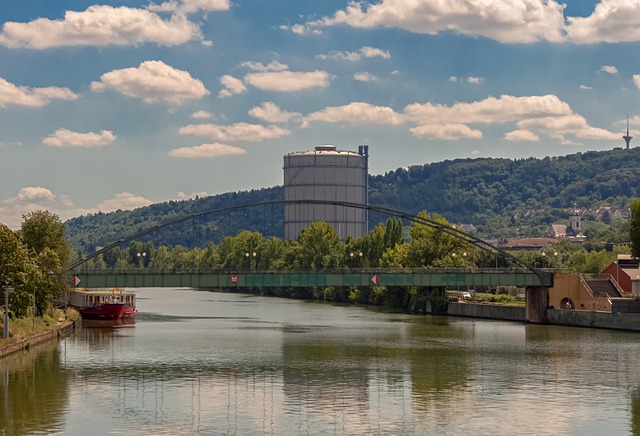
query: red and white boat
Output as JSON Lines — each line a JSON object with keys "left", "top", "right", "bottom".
{"left": 68, "top": 288, "right": 137, "bottom": 320}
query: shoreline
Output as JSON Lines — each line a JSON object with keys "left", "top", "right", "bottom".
{"left": 0, "top": 320, "right": 77, "bottom": 359}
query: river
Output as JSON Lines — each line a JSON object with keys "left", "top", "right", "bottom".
{"left": 2, "top": 287, "right": 640, "bottom": 435}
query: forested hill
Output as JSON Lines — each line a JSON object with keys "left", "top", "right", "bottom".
{"left": 66, "top": 147, "right": 640, "bottom": 253}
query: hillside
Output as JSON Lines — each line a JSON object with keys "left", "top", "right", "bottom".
{"left": 65, "top": 147, "right": 640, "bottom": 253}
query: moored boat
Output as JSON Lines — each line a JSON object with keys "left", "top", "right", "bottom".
{"left": 68, "top": 288, "right": 137, "bottom": 320}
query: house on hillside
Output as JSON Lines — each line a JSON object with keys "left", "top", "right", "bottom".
{"left": 602, "top": 254, "right": 640, "bottom": 295}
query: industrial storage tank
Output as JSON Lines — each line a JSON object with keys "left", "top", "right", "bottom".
{"left": 283, "top": 145, "right": 369, "bottom": 240}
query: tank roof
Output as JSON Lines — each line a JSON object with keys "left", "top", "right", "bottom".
{"left": 285, "top": 145, "right": 362, "bottom": 157}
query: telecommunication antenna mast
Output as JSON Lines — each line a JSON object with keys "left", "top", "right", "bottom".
{"left": 623, "top": 115, "right": 633, "bottom": 149}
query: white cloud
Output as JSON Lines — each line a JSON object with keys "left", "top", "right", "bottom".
{"left": 566, "top": 0, "right": 640, "bottom": 44}
{"left": 179, "top": 122, "right": 291, "bottom": 142}
{"left": 404, "top": 94, "right": 572, "bottom": 124}
{"left": 633, "top": 74, "right": 640, "bottom": 90}
{"left": 42, "top": 128, "right": 116, "bottom": 148}
{"left": 244, "top": 70, "right": 331, "bottom": 92}
{"left": 0, "top": 77, "right": 78, "bottom": 108}
{"left": 201, "top": 40, "right": 213, "bottom": 47}
{"left": 306, "top": 102, "right": 404, "bottom": 125}
{"left": 0, "top": 5, "right": 201, "bottom": 49}
{"left": 248, "top": 102, "right": 302, "bottom": 124}
{"left": 516, "top": 114, "right": 619, "bottom": 141}
{"left": 15, "top": 187, "right": 55, "bottom": 202}
{"left": 448, "top": 76, "right": 458, "bottom": 82}
{"left": 191, "top": 110, "right": 213, "bottom": 119}
{"left": 218, "top": 75, "right": 247, "bottom": 98}
{"left": 95, "top": 193, "right": 153, "bottom": 212}
{"left": 0, "top": 187, "right": 61, "bottom": 229}
{"left": 354, "top": 72, "right": 377, "bottom": 81}
{"left": 168, "top": 142, "right": 246, "bottom": 158}
{"left": 467, "top": 76, "right": 484, "bottom": 84}
{"left": 404, "top": 94, "right": 614, "bottom": 144}
{"left": 505, "top": 129, "right": 540, "bottom": 142}
{"left": 579, "top": 84, "right": 592, "bottom": 90}
{"left": 317, "top": 46, "right": 390, "bottom": 61}
{"left": 410, "top": 123, "right": 483, "bottom": 140}
{"left": 91, "top": 60, "right": 209, "bottom": 104}
{"left": 241, "top": 61, "right": 289, "bottom": 72}
{"left": 290, "top": 23, "right": 322, "bottom": 35}
{"left": 147, "top": 0, "right": 230, "bottom": 14}
{"left": 308, "top": 0, "right": 566, "bottom": 44}
{"left": 601, "top": 65, "right": 618, "bottom": 74}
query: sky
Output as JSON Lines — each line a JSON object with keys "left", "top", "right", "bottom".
{"left": 1, "top": 0, "right": 640, "bottom": 229}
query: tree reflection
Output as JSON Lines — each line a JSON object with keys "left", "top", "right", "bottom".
{"left": 0, "top": 341, "right": 69, "bottom": 435}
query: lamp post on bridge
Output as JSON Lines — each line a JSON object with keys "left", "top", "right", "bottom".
{"left": 349, "top": 252, "right": 362, "bottom": 268}
{"left": 245, "top": 252, "right": 256, "bottom": 269}
{"left": 137, "top": 252, "right": 146, "bottom": 268}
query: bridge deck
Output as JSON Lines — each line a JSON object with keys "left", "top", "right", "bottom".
{"left": 70, "top": 268, "right": 553, "bottom": 289}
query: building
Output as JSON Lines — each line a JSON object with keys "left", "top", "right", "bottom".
{"left": 549, "top": 204, "right": 585, "bottom": 240}
{"left": 283, "top": 145, "right": 369, "bottom": 240}
{"left": 602, "top": 254, "right": 640, "bottom": 294}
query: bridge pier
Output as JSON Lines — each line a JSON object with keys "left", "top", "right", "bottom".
{"left": 525, "top": 286, "right": 549, "bottom": 324}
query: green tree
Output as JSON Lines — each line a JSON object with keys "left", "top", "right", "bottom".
{"left": 630, "top": 199, "right": 640, "bottom": 258}
{"left": 19, "top": 211, "right": 71, "bottom": 312}
{"left": 405, "top": 211, "right": 469, "bottom": 267}
{"left": 296, "top": 222, "right": 343, "bottom": 269}
{"left": 0, "top": 224, "right": 41, "bottom": 318}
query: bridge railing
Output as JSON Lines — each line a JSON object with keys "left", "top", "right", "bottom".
{"left": 70, "top": 267, "right": 541, "bottom": 275}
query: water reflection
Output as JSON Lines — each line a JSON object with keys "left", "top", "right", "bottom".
{"left": 0, "top": 341, "right": 69, "bottom": 435}
{"left": 4, "top": 289, "right": 640, "bottom": 435}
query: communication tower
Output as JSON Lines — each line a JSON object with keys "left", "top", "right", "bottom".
{"left": 623, "top": 115, "right": 633, "bottom": 149}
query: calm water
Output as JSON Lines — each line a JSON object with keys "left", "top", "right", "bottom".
{"left": 2, "top": 288, "right": 640, "bottom": 435}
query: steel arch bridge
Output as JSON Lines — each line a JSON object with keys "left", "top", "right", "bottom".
{"left": 68, "top": 200, "right": 553, "bottom": 289}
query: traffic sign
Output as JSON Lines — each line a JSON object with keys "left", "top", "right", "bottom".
{"left": 371, "top": 275, "right": 380, "bottom": 285}
{"left": 71, "top": 276, "right": 81, "bottom": 286}
{"left": 230, "top": 274, "right": 238, "bottom": 283}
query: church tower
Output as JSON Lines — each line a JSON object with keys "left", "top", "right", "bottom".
{"left": 568, "top": 203, "right": 581, "bottom": 235}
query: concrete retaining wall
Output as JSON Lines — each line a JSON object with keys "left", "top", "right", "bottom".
{"left": 448, "top": 302, "right": 526, "bottom": 322}
{"left": 547, "top": 309, "right": 640, "bottom": 331}
{"left": 0, "top": 320, "right": 76, "bottom": 358}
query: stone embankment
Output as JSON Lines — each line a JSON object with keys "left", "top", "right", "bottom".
{"left": 448, "top": 302, "right": 640, "bottom": 331}
{"left": 0, "top": 320, "right": 77, "bottom": 358}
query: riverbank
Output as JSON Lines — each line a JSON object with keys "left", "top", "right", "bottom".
{"left": 0, "top": 309, "right": 81, "bottom": 358}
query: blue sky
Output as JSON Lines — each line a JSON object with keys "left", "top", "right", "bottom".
{"left": 1, "top": 0, "right": 639, "bottom": 228}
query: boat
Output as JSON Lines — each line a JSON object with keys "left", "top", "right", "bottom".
{"left": 68, "top": 288, "right": 137, "bottom": 320}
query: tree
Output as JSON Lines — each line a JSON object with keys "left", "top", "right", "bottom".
{"left": 296, "top": 222, "right": 342, "bottom": 270}
{"left": 0, "top": 224, "right": 41, "bottom": 318}
{"left": 405, "top": 211, "right": 470, "bottom": 267}
{"left": 19, "top": 211, "right": 71, "bottom": 313}
{"left": 630, "top": 199, "right": 640, "bottom": 258}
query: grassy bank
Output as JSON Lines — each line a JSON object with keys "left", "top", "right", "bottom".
{"left": 0, "top": 308, "right": 81, "bottom": 347}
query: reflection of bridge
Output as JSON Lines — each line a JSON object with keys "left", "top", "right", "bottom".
{"left": 70, "top": 267, "right": 553, "bottom": 289}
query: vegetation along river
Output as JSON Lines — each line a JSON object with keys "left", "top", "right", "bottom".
{"left": 2, "top": 288, "right": 640, "bottom": 435}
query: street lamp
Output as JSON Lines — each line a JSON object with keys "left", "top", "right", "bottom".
{"left": 349, "top": 252, "right": 363, "bottom": 268}
{"left": 137, "top": 252, "right": 146, "bottom": 268}
{"left": 245, "top": 252, "right": 256, "bottom": 268}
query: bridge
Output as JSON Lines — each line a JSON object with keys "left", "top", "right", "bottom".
{"left": 67, "top": 199, "right": 555, "bottom": 323}
{"left": 70, "top": 267, "right": 553, "bottom": 289}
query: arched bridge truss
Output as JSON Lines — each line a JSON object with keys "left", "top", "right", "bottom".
{"left": 68, "top": 200, "right": 553, "bottom": 289}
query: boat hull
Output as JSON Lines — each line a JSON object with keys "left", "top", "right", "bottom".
{"left": 79, "top": 303, "right": 136, "bottom": 320}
